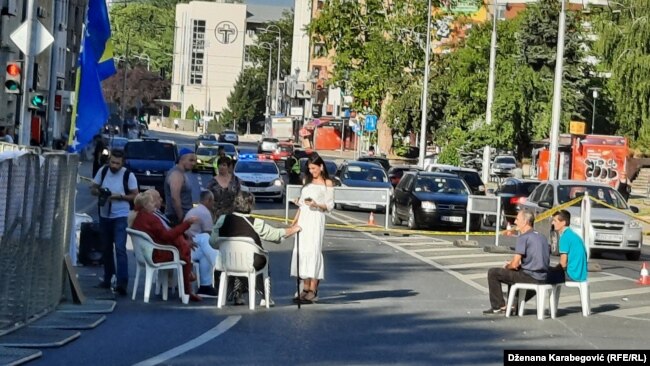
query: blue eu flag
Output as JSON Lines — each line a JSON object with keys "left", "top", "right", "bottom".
{"left": 68, "top": 0, "right": 115, "bottom": 152}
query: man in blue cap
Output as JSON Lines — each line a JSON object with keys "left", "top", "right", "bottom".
{"left": 164, "top": 147, "right": 197, "bottom": 225}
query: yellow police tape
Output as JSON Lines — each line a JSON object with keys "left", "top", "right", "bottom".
{"left": 251, "top": 213, "right": 503, "bottom": 237}
{"left": 588, "top": 196, "right": 650, "bottom": 227}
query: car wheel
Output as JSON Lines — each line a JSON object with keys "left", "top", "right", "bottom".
{"left": 550, "top": 230, "right": 559, "bottom": 256}
{"left": 391, "top": 204, "right": 401, "bottom": 226}
{"left": 407, "top": 207, "right": 418, "bottom": 230}
{"left": 589, "top": 249, "right": 600, "bottom": 259}
{"left": 335, "top": 203, "right": 342, "bottom": 210}
{"left": 469, "top": 214, "right": 481, "bottom": 232}
{"left": 626, "top": 251, "right": 641, "bottom": 261}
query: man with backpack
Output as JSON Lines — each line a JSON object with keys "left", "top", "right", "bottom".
{"left": 91, "top": 150, "right": 139, "bottom": 295}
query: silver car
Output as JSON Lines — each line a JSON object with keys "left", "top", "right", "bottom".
{"left": 521, "top": 180, "right": 642, "bottom": 261}
{"left": 491, "top": 155, "right": 517, "bottom": 177}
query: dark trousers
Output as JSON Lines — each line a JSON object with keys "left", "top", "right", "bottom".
{"left": 99, "top": 216, "right": 128, "bottom": 288}
{"left": 226, "top": 254, "right": 269, "bottom": 300}
{"left": 487, "top": 268, "right": 542, "bottom": 309}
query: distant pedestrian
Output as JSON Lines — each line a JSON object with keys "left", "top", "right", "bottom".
{"left": 367, "top": 145, "right": 375, "bottom": 156}
{"left": 92, "top": 134, "right": 108, "bottom": 177}
{"left": 616, "top": 171, "right": 631, "bottom": 201}
{"left": 0, "top": 126, "right": 14, "bottom": 143}
{"left": 174, "top": 119, "right": 180, "bottom": 131}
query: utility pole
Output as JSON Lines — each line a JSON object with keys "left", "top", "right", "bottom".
{"left": 46, "top": 0, "right": 63, "bottom": 147}
{"left": 120, "top": 30, "right": 131, "bottom": 128}
{"left": 548, "top": 0, "right": 567, "bottom": 181}
{"left": 18, "top": 0, "right": 37, "bottom": 145}
{"left": 275, "top": 34, "right": 282, "bottom": 115}
{"left": 482, "top": 0, "right": 499, "bottom": 183}
{"left": 417, "top": 0, "right": 433, "bottom": 169}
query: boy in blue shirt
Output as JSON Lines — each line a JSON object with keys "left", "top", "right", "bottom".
{"left": 551, "top": 210, "right": 588, "bottom": 282}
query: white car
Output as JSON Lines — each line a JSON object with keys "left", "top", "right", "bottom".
{"left": 234, "top": 159, "right": 284, "bottom": 203}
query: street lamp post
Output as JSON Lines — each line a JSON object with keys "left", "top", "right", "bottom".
{"left": 259, "top": 42, "right": 274, "bottom": 119}
{"left": 121, "top": 30, "right": 132, "bottom": 127}
{"left": 418, "top": 0, "right": 433, "bottom": 169}
{"left": 591, "top": 88, "right": 599, "bottom": 133}
{"left": 262, "top": 25, "right": 282, "bottom": 115}
{"left": 482, "top": 0, "right": 500, "bottom": 183}
{"left": 548, "top": 0, "right": 567, "bottom": 181}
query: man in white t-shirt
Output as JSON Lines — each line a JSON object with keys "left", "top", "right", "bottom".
{"left": 91, "top": 150, "right": 139, "bottom": 295}
{"left": 185, "top": 190, "right": 219, "bottom": 297}
{"left": 0, "top": 126, "right": 14, "bottom": 143}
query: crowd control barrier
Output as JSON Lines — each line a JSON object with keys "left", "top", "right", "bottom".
{"left": 285, "top": 185, "right": 392, "bottom": 229}
{"left": 466, "top": 195, "right": 501, "bottom": 244}
{"left": 0, "top": 149, "right": 78, "bottom": 336}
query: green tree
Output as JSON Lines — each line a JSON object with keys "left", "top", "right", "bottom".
{"left": 594, "top": 0, "right": 650, "bottom": 153}
{"left": 110, "top": 3, "right": 175, "bottom": 78}
{"left": 219, "top": 68, "right": 266, "bottom": 133}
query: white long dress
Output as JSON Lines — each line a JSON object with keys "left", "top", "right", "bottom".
{"left": 290, "top": 183, "right": 334, "bottom": 280}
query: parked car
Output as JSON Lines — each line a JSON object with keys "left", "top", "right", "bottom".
{"left": 336, "top": 161, "right": 392, "bottom": 210}
{"left": 392, "top": 171, "right": 480, "bottom": 230}
{"left": 491, "top": 155, "right": 517, "bottom": 177}
{"left": 357, "top": 155, "right": 390, "bottom": 171}
{"left": 194, "top": 146, "right": 220, "bottom": 172}
{"left": 387, "top": 165, "right": 422, "bottom": 187}
{"left": 218, "top": 130, "right": 239, "bottom": 145}
{"left": 520, "top": 180, "right": 642, "bottom": 260}
{"left": 123, "top": 138, "right": 178, "bottom": 201}
{"left": 271, "top": 142, "right": 294, "bottom": 161}
{"left": 427, "top": 164, "right": 486, "bottom": 195}
{"left": 484, "top": 178, "right": 540, "bottom": 228}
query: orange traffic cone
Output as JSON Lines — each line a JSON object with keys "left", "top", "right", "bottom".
{"left": 368, "top": 211, "right": 376, "bottom": 226}
{"left": 637, "top": 262, "right": 650, "bottom": 285}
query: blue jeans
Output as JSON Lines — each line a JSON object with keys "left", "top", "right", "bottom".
{"left": 99, "top": 216, "right": 128, "bottom": 287}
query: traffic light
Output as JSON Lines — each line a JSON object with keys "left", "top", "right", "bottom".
{"left": 28, "top": 92, "right": 46, "bottom": 110}
{"left": 5, "top": 61, "right": 22, "bottom": 94}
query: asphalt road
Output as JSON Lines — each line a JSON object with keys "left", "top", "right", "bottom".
{"left": 46, "top": 130, "right": 650, "bottom": 366}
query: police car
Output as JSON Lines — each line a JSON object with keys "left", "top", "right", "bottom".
{"left": 235, "top": 155, "right": 284, "bottom": 203}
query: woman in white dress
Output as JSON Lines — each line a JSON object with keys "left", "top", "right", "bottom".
{"left": 291, "top": 155, "right": 334, "bottom": 303}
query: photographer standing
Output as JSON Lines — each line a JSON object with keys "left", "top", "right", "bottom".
{"left": 91, "top": 150, "right": 139, "bottom": 295}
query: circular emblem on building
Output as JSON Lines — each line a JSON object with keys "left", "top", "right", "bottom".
{"left": 214, "top": 21, "right": 238, "bottom": 44}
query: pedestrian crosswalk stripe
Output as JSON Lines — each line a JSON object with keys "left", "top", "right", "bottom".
{"left": 560, "top": 287, "right": 650, "bottom": 304}
{"left": 446, "top": 261, "right": 507, "bottom": 269}
{"left": 601, "top": 305, "right": 650, "bottom": 317}
{"left": 423, "top": 253, "right": 510, "bottom": 260}
{"left": 413, "top": 247, "right": 478, "bottom": 253}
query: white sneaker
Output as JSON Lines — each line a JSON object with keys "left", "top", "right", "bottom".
{"left": 260, "top": 298, "right": 275, "bottom": 307}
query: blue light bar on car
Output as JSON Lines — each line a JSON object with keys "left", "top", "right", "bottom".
{"left": 239, "top": 154, "right": 258, "bottom": 161}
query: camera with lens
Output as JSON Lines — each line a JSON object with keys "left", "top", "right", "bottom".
{"left": 98, "top": 187, "right": 112, "bottom": 207}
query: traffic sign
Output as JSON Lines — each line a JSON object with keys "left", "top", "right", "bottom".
{"left": 10, "top": 20, "right": 54, "bottom": 55}
{"left": 365, "top": 115, "right": 377, "bottom": 132}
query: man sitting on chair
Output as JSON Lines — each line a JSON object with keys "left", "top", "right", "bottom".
{"left": 483, "top": 209, "right": 550, "bottom": 315}
{"left": 549, "top": 210, "right": 588, "bottom": 283}
{"left": 210, "top": 191, "right": 301, "bottom": 305}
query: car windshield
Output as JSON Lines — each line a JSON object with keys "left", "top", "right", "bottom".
{"left": 198, "top": 135, "right": 216, "bottom": 141}
{"left": 496, "top": 157, "right": 516, "bottom": 164}
{"left": 456, "top": 171, "right": 482, "bottom": 187}
{"left": 359, "top": 157, "right": 389, "bottom": 170}
{"left": 278, "top": 145, "right": 293, "bottom": 153}
{"left": 125, "top": 141, "right": 176, "bottom": 160}
{"left": 343, "top": 165, "right": 387, "bottom": 182}
{"left": 196, "top": 147, "right": 218, "bottom": 156}
{"left": 261, "top": 141, "right": 277, "bottom": 151}
{"left": 109, "top": 138, "right": 128, "bottom": 149}
{"left": 235, "top": 161, "right": 278, "bottom": 174}
{"left": 415, "top": 177, "right": 468, "bottom": 195}
{"left": 519, "top": 182, "right": 539, "bottom": 195}
{"left": 557, "top": 184, "right": 628, "bottom": 209}
{"left": 216, "top": 144, "right": 237, "bottom": 155}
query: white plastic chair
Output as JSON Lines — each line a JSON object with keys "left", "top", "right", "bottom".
{"left": 553, "top": 281, "right": 590, "bottom": 317}
{"left": 505, "top": 283, "right": 558, "bottom": 320}
{"left": 216, "top": 237, "right": 270, "bottom": 310}
{"left": 127, "top": 228, "right": 188, "bottom": 304}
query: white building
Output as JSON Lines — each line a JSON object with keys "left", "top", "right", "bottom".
{"left": 170, "top": 1, "right": 286, "bottom": 120}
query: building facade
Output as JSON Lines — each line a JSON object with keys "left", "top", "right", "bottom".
{"left": 170, "top": 1, "right": 285, "bottom": 121}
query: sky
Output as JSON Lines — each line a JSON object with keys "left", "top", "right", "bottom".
{"left": 247, "top": 0, "right": 293, "bottom": 8}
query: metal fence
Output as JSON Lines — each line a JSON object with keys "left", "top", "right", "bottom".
{"left": 0, "top": 148, "right": 78, "bottom": 336}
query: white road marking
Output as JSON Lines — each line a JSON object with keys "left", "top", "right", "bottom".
{"left": 423, "top": 253, "right": 509, "bottom": 260}
{"left": 413, "top": 247, "right": 478, "bottom": 253}
{"left": 602, "top": 305, "right": 650, "bottom": 317}
{"left": 445, "top": 261, "right": 507, "bottom": 269}
{"left": 132, "top": 316, "right": 241, "bottom": 366}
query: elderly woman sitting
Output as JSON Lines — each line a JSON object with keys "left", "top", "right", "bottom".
{"left": 210, "top": 191, "right": 300, "bottom": 305}
{"left": 131, "top": 190, "right": 202, "bottom": 302}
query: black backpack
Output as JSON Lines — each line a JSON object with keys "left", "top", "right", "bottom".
{"left": 98, "top": 166, "right": 135, "bottom": 210}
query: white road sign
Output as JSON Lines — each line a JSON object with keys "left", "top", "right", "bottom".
{"left": 10, "top": 20, "right": 54, "bottom": 55}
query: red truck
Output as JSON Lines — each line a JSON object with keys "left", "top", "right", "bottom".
{"left": 532, "top": 134, "right": 628, "bottom": 188}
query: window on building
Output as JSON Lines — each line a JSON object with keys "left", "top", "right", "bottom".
{"left": 317, "top": 0, "right": 326, "bottom": 10}
{"left": 313, "top": 42, "right": 326, "bottom": 58}
{"left": 246, "top": 29, "right": 256, "bottom": 38}
{"left": 244, "top": 45, "right": 253, "bottom": 63}
{"left": 496, "top": 5, "right": 506, "bottom": 20}
{"left": 191, "top": 20, "right": 206, "bottom": 85}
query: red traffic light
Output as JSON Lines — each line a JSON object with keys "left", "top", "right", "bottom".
{"left": 6, "top": 63, "right": 21, "bottom": 76}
